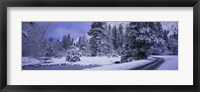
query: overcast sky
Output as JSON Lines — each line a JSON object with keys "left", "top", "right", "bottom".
{"left": 37, "top": 22, "right": 91, "bottom": 41}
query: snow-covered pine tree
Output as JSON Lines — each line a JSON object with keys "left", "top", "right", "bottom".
{"left": 45, "top": 38, "right": 67, "bottom": 58}
{"left": 66, "top": 34, "right": 71, "bottom": 48}
{"left": 45, "top": 42, "right": 54, "bottom": 57}
{"left": 88, "top": 22, "right": 114, "bottom": 56}
{"left": 117, "top": 24, "right": 125, "bottom": 55}
{"left": 147, "top": 22, "right": 166, "bottom": 55}
{"left": 111, "top": 25, "right": 125, "bottom": 55}
{"left": 56, "top": 39, "right": 63, "bottom": 57}
{"left": 62, "top": 34, "right": 72, "bottom": 50}
{"left": 160, "top": 30, "right": 171, "bottom": 55}
{"left": 163, "top": 30, "right": 169, "bottom": 42}
{"left": 71, "top": 38, "right": 74, "bottom": 45}
{"left": 77, "top": 35, "right": 91, "bottom": 56}
{"left": 108, "top": 24, "right": 112, "bottom": 31}
{"left": 112, "top": 25, "right": 119, "bottom": 50}
{"left": 121, "top": 22, "right": 165, "bottom": 62}
{"left": 78, "top": 36, "right": 86, "bottom": 55}
{"left": 107, "top": 25, "right": 114, "bottom": 57}
{"left": 62, "top": 35, "right": 68, "bottom": 50}
{"left": 65, "top": 45, "right": 81, "bottom": 62}
{"left": 161, "top": 22, "right": 178, "bottom": 55}
{"left": 167, "top": 32, "right": 178, "bottom": 55}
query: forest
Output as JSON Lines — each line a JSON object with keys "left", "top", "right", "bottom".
{"left": 22, "top": 22, "right": 178, "bottom": 70}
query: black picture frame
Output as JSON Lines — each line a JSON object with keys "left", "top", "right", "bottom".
{"left": 0, "top": 0, "right": 199, "bottom": 92}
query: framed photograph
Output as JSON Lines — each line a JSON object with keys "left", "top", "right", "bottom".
{"left": 0, "top": 0, "right": 199, "bottom": 92}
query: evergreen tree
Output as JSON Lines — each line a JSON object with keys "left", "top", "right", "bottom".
{"left": 62, "top": 35, "right": 68, "bottom": 49}
{"left": 66, "top": 34, "right": 71, "bottom": 48}
{"left": 77, "top": 35, "right": 91, "bottom": 56}
{"left": 48, "top": 37, "right": 54, "bottom": 43}
{"left": 108, "top": 24, "right": 112, "bottom": 31}
{"left": 118, "top": 24, "right": 125, "bottom": 55}
{"left": 88, "top": 22, "right": 114, "bottom": 56}
{"left": 163, "top": 30, "right": 169, "bottom": 42}
{"left": 161, "top": 22, "right": 178, "bottom": 55}
{"left": 65, "top": 45, "right": 81, "bottom": 62}
{"left": 112, "top": 25, "right": 119, "bottom": 50}
{"left": 167, "top": 32, "right": 178, "bottom": 55}
{"left": 51, "top": 39, "right": 63, "bottom": 57}
{"left": 62, "top": 34, "right": 72, "bottom": 50}
{"left": 56, "top": 39, "right": 62, "bottom": 52}
{"left": 71, "top": 38, "right": 74, "bottom": 45}
{"left": 45, "top": 43, "right": 54, "bottom": 57}
{"left": 121, "top": 22, "right": 165, "bottom": 62}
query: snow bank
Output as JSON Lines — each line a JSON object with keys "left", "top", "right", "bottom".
{"left": 84, "top": 58, "right": 155, "bottom": 70}
{"left": 22, "top": 57, "right": 42, "bottom": 66}
{"left": 22, "top": 57, "right": 71, "bottom": 67}
{"left": 22, "top": 56, "right": 120, "bottom": 67}
{"left": 74, "top": 56, "right": 120, "bottom": 66}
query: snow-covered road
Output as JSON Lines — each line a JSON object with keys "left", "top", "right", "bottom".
{"left": 131, "top": 57, "right": 165, "bottom": 70}
{"left": 153, "top": 55, "right": 178, "bottom": 70}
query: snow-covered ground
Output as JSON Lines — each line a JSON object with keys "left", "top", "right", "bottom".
{"left": 152, "top": 55, "right": 178, "bottom": 70}
{"left": 22, "top": 57, "right": 42, "bottom": 66}
{"left": 84, "top": 56, "right": 178, "bottom": 70}
{"left": 84, "top": 58, "right": 156, "bottom": 70}
{"left": 22, "top": 56, "right": 120, "bottom": 67}
{"left": 74, "top": 56, "right": 120, "bottom": 66}
{"left": 22, "top": 55, "right": 178, "bottom": 70}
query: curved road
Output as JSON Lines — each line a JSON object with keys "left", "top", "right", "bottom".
{"left": 131, "top": 57, "right": 165, "bottom": 70}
